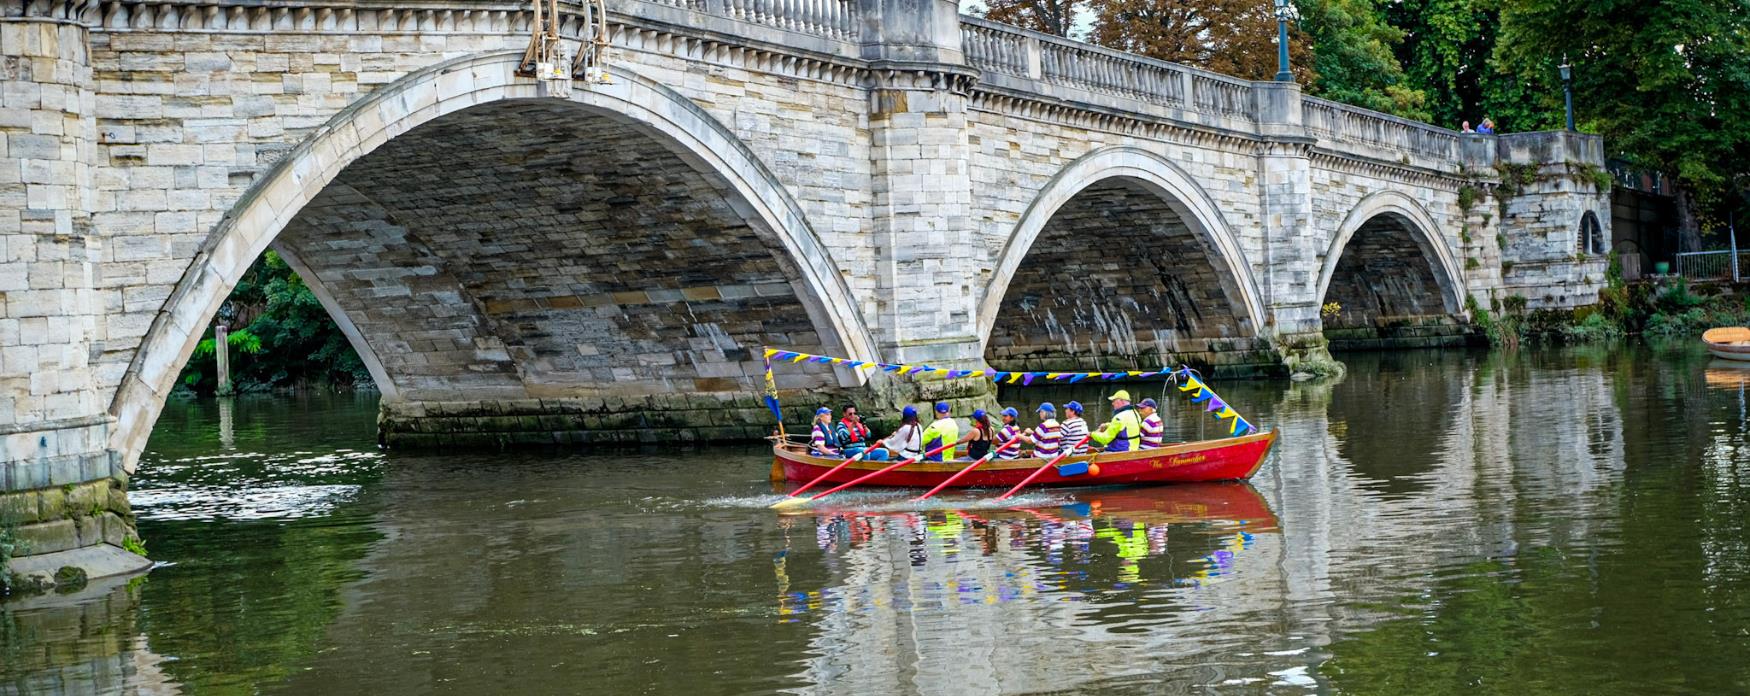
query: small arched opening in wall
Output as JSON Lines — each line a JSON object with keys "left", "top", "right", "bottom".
{"left": 1317, "top": 192, "right": 1466, "bottom": 350}
{"left": 109, "top": 54, "right": 877, "bottom": 472}
{"left": 978, "top": 147, "right": 1269, "bottom": 375}
{"left": 1578, "top": 210, "right": 1605, "bottom": 256}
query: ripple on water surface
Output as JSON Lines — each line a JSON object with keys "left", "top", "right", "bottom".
{"left": 11, "top": 349, "right": 1750, "bottom": 694}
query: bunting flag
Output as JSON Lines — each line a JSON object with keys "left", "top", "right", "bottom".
{"left": 758, "top": 348, "right": 1258, "bottom": 438}
{"left": 762, "top": 353, "right": 782, "bottom": 422}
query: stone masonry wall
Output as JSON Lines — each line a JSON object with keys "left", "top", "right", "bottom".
{"left": 985, "top": 178, "right": 1274, "bottom": 374}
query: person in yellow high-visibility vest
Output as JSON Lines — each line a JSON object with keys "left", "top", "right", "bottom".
{"left": 1088, "top": 390, "right": 1143, "bottom": 452}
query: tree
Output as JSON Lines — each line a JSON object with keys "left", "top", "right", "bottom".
{"left": 177, "top": 251, "right": 373, "bottom": 394}
{"left": 1297, "top": 0, "right": 1429, "bottom": 121}
{"left": 1497, "top": 0, "right": 1750, "bottom": 250}
{"left": 977, "top": 0, "right": 1084, "bottom": 37}
{"left": 1386, "top": 0, "right": 1553, "bottom": 133}
{"left": 1088, "top": 0, "right": 1312, "bottom": 81}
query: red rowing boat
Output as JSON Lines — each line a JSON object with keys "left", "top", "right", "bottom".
{"left": 773, "top": 430, "right": 1277, "bottom": 489}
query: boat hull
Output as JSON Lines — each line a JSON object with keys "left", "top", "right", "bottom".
{"left": 1709, "top": 344, "right": 1750, "bottom": 362}
{"left": 774, "top": 430, "right": 1276, "bottom": 489}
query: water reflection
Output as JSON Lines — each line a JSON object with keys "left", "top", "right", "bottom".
{"left": 11, "top": 348, "right": 1750, "bottom": 693}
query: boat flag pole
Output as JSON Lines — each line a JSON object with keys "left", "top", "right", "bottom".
{"left": 912, "top": 433, "right": 1027, "bottom": 502}
{"left": 995, "top": 436, "right": 1092, "bottom": 501}
{"left": 770, "top": 440, "right": 956, "bottom": 509}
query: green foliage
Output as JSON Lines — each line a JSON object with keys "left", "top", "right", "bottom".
{"left": 1496, "top": 0, "right": 1750, "bottom": 236}
{"left": 176, "top": 251, "right": 373, "bottom": 395}
{"left": 1465, "top": 257, "right": 1481, "bottom": 270}
{"left": 122, "top": 535, "right": 148, "bottom": 558}
{"left": 1384, "top": 0, "right": 1555, "bottom": 132}
{"left": 0, "top": 517, "right": 24, "bottom": 596}
{"left": 1456, "top": 184, "right": 1482, "bottom": 212}
{"left": 1299, "top": 0, "right": 1431, "bottom": 120}
{"left": 1574, "top": 162, "right": 1615, "bottom": 192}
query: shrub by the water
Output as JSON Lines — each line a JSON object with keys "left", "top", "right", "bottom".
{"left": 176, "top": 251, "right": 374, "bottom": 395}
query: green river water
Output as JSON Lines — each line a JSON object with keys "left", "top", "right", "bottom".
{"left": 4, "top": 346, "right": 1750, "bottom": 694}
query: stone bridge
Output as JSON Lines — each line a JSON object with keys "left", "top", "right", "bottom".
{"left": 2, "top": 0, "right": 1609, "bottom": 571}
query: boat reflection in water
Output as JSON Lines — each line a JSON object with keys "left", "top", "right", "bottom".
{"left": 769, "top": 484, "right": 1287, "bottom": 694}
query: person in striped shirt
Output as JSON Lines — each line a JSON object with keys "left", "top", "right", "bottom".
{"left": 1023, "top": 402, "right": 1062, "bottom": 458}
{"left": 1138, "top": 398, "right": 1165, "bottom": 449}
{"left": 1060, "top": 401, "right": 1090, "bottom": 454}
{"left": 809, "top": 407, "right": 840, "bottom": 457}
{"left": 995, "top": 407, "right": 1024, "bottom": 459}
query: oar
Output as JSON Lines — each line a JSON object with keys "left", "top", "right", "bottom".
{"left": 784, "top": 449, "right": 871, "bottom": 499}
{"left": 912, "top": 434, "right": 1026, "bottom": 502}
{"left": 771, "top": 441, "right": 956, "bottom": 509}
{"left": 995, "top": 436, "right": 1092, "bottom": 501}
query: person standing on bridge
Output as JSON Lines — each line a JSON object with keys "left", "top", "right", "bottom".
{"left": 1061, "top": 402, "right": 1091, "bottom": 455}
{"left": 1138, "top": 398, "right": 1165, "bottom": 449}
{"left": 920, "top": 402, "right": 960, "bottom": 462}
{"left": 1089, "top": 391, "right": 1143, "bottom": 452}
{"left": 1477, "top": 117, "right": 1496, "bottom": 134}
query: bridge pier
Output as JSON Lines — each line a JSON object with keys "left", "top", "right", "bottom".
{"left": 1, "top": 17, "right": 148, "bottom": 589}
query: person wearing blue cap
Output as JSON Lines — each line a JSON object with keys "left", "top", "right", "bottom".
{"left": 871, "top": 405, "right": 920, "bottom": 461}
{"left": 995, "top": 407, "right": 1023, "bottom": 459}
{"left": 1138, "top": 398, "right": 1164, "bottom": 449}
{"left": 949, "top": 408, "right": 995, "bottom": 460}
{"left": 809, "top": 406, "right": 840, "bottom": 457}
{"left": 1020, "top": 402, "right": 1062, "bottom": 458}
{"left": 1061, "top": 401, "right": 1090, "bottom": 455}
{"left": 920, "top": 402, "right": 960, "bottom": 461}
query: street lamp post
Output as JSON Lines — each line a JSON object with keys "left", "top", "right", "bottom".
{"left": 1274, "top": 0, "right": 1295, "bottom": 82}
{"left": 1559, "top": 60, "right": 1575, "bottom": 132}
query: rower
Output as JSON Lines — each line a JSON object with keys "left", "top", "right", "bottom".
{"left": 1022, "top": 402, "right": 1062, "bottom": 458}
{"left": 872, "top": 405, "right": 919, "bottom": 461}
{"left": 920, "top": 402, "right": 960, "bottom": 462}
{"left": 809, "top": 407, "right": 841, "bottom": 457}
{"left": 1089, "top": 390, "right": 1142, "bottom": 452}
{"left": 995, "top": 407, "right": 1024, "bottom": 460}
{"left": 1061, "top": 401, "right": 1090, "bottom": 454}
{"left": 835, "top": 404, "right": 873, "bottom": 457}
{"left": 951, "top": 409, "right": 995, "bottom": 461}
{"left": 1138, "top": 398, "right": 1164, "bottom": 449}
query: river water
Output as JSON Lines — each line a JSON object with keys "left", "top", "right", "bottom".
{"left": 5, "top": 346, "right": 1750, "bottom": 694}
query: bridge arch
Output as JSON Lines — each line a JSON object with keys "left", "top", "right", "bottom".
{"left": 978, "top": 146, "right": 1267, "bottom": 370}
{"left": 110, "top": 53, "right": 878, "bottom": 469}
{"left": 1317, "top": 191, "right": 1464, "bottom": 332}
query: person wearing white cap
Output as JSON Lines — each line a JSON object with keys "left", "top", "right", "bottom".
{"left": 1089, "top": 390, "right": 1143, "bottom": 452}
{"left": 1137, "top": 398, "right": 1164, "bottom": 449}
{"left": 1061, "top": 401, "right": 1090, "bottom": 455}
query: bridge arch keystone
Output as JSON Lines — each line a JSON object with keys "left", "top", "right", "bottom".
{"left": 978, "top": 146, "right": 1267, "bottom": 361}
{"left": 109, "top": 53, "right": 878, "bottom": 470}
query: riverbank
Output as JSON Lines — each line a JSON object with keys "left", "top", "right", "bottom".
{"left": 1472, "top": 272, "right": 1749, "bottom": 348}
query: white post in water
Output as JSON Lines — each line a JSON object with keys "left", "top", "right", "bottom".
{"left": 215, "top": 324, "right": 234, "bottom": 397}
{"left": 1733, "top": 212, "right": 1741, "bottom": 283}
